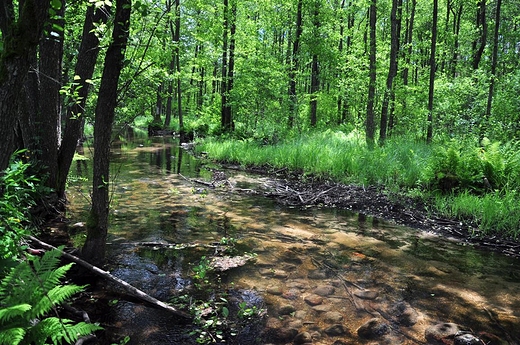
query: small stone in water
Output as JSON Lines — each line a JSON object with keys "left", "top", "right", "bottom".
{"left": 324, "top": 324, "right": 348, "bottom": 336}
{"left": 304, "top": 293, "right": 323, "bottom": 306}
{"left": 323, "top": 311, "right": 344, "bottom": 324}
{"left": 354, "top": 289, "right": 379, "bottom": 300}
{"left": 278, "top": 304, "right": 297, "bottom": 315}
{"left": 293, "top": 332, "right": 312, "bottom": 344}
{"left": 425, "top": 323, "right": 460, "bottom": 344}
{"left": 313, "top": 285, "right": 335, "bottom": 296}
{"left": 357, "top": 318, "right": 390, "bottom": 339}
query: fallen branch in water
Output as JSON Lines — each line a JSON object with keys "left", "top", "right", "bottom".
{"left": 27, "top": 236, "right": 192, "bottom": 320}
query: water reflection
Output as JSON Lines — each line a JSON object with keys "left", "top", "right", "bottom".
{"left": 67, "top": 137, "right": 520, "bottom": 345}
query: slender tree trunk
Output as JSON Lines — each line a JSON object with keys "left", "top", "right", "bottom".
{"left": 0, "top": 0, "right": 50, "bottom": 172}
{"left": 402, "top": 0, "right": 416, "bottom": 86}
{"left": 309, "top": 1, "right": 320, "bottom": 127}
{"left": 426, "top": 0, "right": 438, "bottom": 144}
{"left": 288, "top": 0, "right": 303, "bottom": 128}
{"left": 379, "top": 0, "right": 401, "bottom": 145}
{"left": 175, "top": 0, "right": 184, "bottom": 136}
{"left": 472, "top": 1, "right": 487, "bottom": 70}
{"left": 366, "top": 0, "right": 377, "bottom": 148}
{"left": 484, "top": 0, "right": 502, "bottom": 128}
{"left": 221, "top": 0, "right": 235, "bottom": 131}
{"left": 56, "top": 5, "right": 110, "bottom": 198}
{"left": 83, "top": 0, "right": 131, "bottom": 266}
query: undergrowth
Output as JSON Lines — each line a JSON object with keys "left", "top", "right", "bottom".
{"left": 198, "top": 130, "right": 520, "bottom": 239}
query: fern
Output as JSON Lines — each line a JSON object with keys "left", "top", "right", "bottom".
{"left": 0, "top": 248, "right": 103, "bottom": 345}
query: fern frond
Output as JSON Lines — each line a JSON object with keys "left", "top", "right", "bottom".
{"left": 30, "top": 284, "right": 84, "bottom": 319}
{"left": 61, "top": 321, "right": 103, "bottom": 344}
{"left": 0, "top": 326, "right": 26, "bottom": 345}
{"left": 0, "top": 304, "right": 31, "bottom": 323}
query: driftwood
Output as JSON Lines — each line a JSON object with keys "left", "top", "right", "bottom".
{"left": 27, "top": 236, "right": 192, "bottom": 320}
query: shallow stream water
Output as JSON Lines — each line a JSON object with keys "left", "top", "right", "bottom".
{"left": 67, "top": 135, "right": 520, "bottom": 345}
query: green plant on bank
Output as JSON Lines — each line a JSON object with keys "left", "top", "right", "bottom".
{"left": 0, "top": 248, "right": 102, "bottom": 345}
{"left": 0, "top": 151, "right": 44, "bottom": 259}
{"left": 198, "top": 131, "right": 520, "bottom": 238}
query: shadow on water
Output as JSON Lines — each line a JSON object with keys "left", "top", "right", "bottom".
{"left": 67, "top": 136, "right": 520, "bottom": 345}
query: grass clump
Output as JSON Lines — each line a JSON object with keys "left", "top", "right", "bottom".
{"left": 199, "top": 131, "right": 520, "bottom": 239}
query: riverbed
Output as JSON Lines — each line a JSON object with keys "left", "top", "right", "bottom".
{"left": 67, "top": 135, "right": 520, "bottom": 345}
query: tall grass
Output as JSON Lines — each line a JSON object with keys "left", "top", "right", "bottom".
{"left": 198, "top": 131, "right": 520, "bottom": 238}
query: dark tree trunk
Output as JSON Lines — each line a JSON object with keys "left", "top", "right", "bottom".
{"left": 402, "top": 0, "right": 416, "bottom": 86}
{"left": 309, "top": 2, "right": 320, "bottom": 127}
{"left": 83, "top": 0, "right": 131, "bottom": 266}
{"left": 56, "top": 5, "right": 110, "bottom": 198}
{"left": 37, "top": 1, "right": 65, "bottom": 189}
{"left": 426, "top": 0, "right": 438, "bottom": 144}
{"left": 472, "top": 1, "right": 487, "bottom": 70}
{"left": 484, "top": 0, "right": 502, "bottom": 126}
{"left": 174, "top": 0, "right": 184, "bottom": 136}
{"left": 221, "top": 0, "right": 236, "bottom": 132}
{"left": 366, "top": 0, "right": 377, "bottom": 149}
{"left": 0, "top": 0, "right": 50, "bottom": 172}
{"left": 379, "top": 0, "right": 401, "bottom": 145}
{"left": 288, "top": 0, "right": 303, "bottom": 128}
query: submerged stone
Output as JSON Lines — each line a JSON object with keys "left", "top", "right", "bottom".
{"left": 357, "top": 318, "right": 390, "bottom": 339}
{"left": 425, "top": 322, "right": 460, "bottom": 344}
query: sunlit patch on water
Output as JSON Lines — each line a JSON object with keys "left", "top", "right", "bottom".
{"left": 67, "top": 137, "right": 520, "bottom": 344}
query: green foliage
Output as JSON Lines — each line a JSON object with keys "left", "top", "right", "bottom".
{"left": 199, "top": 130, "right": 520, "bottom": 237}
{"left": 0, "top": 151, "right": 41, "bottom": 259}
{"left": 0, "top": 249, "right": 102, "bottom": 345}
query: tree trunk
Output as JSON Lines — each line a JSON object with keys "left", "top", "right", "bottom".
{"left": 484, "top": 0, "right": 502, "bottom": 130}
{"left": 56, "top": 5, "right": 111, "bottom": 198}
{"left": 221, "top": 0, "right": 236, "bottom": 132}
{"left": 83, "top": 0, "right": 131, "bottom": 266}
{"left": 379, "top": 0, "right": 401, "bottom": 145}
{"left": 402, "top": 0, "right": 416, "bottom": 86}
{"left": 366, "top": 0, "right": 377, "bottom": 148}
{"left": 426, "top": 0, "right": 438, "bottom": 144}
{"left": 0, "top": 0, "right": 50, "bottom": 172}
{"left": 309, "top": 2, "right": 320, "bottom": 127}
{"left": 288, "top": 0, "right": 303, "bottom": 128}
{"left": 37, "top": 1, "right": 65, "bottom": 190}
{"left": 472, "top": 1, "right": 487, "bottom": 71}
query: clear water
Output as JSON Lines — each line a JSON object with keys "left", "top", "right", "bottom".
{"left": 67, "top": 135, "right": 520, "bottom": 344}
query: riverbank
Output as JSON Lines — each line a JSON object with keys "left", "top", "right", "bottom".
{"left": 195, "top": 132, "right": 520, "bottom": 259}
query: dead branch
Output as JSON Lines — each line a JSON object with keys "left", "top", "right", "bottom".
{"left": 27, "top": 236, "right": 192, "bottom": 320}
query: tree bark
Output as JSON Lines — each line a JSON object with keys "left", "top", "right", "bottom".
{"left": 309, "top": 1, "right": 320, "bottom": 127}
{"left": 83, "top": 0, "right": 131, "bottom": 266}
{"left": 0, "top": 0, "right": 50, "bottom": 172}
{"left": 366, "top": 0, "right": 377, "bottom": 149}
{"left": 485, "top": 0, "right": 502, "bottom": 120}
{"left": 288, "top": 0, "right": 303, "bottom": 128}
{"left": 426, "top": 0, "right": 438, "bottom": 144}
{"left": 221, "top": 0, "right": 236, "bottom": 132}
{"left": 472, "top": 1, "right": 487, "bottom": 71}
{"left": 56, "top": 5, "right": 111, "bottom": 198}
{"left": 379, "top": 0, "right": 401, "bottom": 145}
{"left": 37, "top": 0, "right": 65, "bottom": 189}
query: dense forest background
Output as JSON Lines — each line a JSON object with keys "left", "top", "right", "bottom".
{"left": 1, "top": 0, "right": 520, "bottom": 264}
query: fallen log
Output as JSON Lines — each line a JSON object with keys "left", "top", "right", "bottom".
{"left": 27, "top": 236, "right": 192, "bottom": 320}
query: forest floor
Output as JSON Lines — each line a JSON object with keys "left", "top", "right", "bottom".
{"left": 238, "top": 164, "right": 520, "bottom": 260}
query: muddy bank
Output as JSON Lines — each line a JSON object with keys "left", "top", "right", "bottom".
{"left": 222, "top": 163, "right": 520, "bottom": 259}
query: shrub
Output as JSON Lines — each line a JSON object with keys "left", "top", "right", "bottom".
{"left": 0, "top": 151, "right": 42, "bottom": 259}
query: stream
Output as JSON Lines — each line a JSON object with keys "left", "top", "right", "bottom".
{"left": 67, "top": 134, "right": 520, "bottom": 345}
